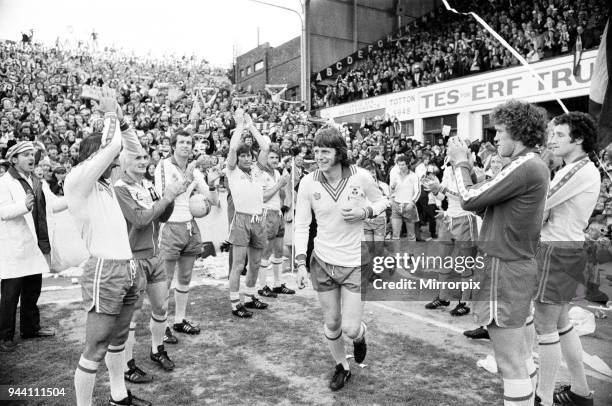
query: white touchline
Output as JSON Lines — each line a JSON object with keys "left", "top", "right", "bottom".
{"left": 369, "top": 302, "right": 465, "bottom": 334}
{"left": 369, "top": 302, "right": 612, "bottom": 383}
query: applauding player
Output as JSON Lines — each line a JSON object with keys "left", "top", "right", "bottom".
{"left": 114, "top": 139, "right": 186, "bottom": 382}
{"left": 533, "top": 113, "right": 599, "bottom": 406}
{"left": 447, "top": 100, "right": 550, "bottom": 406}
{"left": 154, "top": 131, "right": 218, "bottom": 342}
{"left": 257, "top": 145, "right": 295, "bottom": 298}
{"left": 65, "top": 87, "right": 151, "bottom": 406}
{"left": 422, "top": 162, "right": 479, "bottom": 316}
{"left": 226, "top": 108, "right": 271, "bottom": 317}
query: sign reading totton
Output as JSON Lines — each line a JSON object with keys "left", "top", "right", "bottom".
{"left": 320, "top": 50, "right": 596, "bottom": 121}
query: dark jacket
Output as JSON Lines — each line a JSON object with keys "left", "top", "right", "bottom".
{"left": 8, "top": 167, "right": 50, "bottom": 254}
{"left": 455, "top": 149, "right": 550, "bottom": 260}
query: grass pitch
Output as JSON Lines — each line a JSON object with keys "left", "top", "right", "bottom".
{"left": 0, "top": 284, "right": 502, "bottom": 405}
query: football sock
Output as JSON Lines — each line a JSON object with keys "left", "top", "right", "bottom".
{"left": 271, "top": 257, "right": 283, "bottom": 287}
{"left": 537, "top": 332, "right": 561, "bottom": 406}
{"left": 105, "top": 344, "right": 128, "bottom": 402}
{"left": 559, "top": 325, "right": 590, "bottom": 397}
{"left": 525, "top": 355, "right": 537, "bottom": 403}
{"left": 123, "top": 321, "right": 137, "bottom": 371}
{"left": 230, "top": 291, "right": 241, "bottom": 310}
{"left": 75, "top": 355, "right": 98, "bottom": 406}
{"left": 350, "top": 322, "right": 367, "bottom": 342}
{"left": 150, "top": 313, "right": 167, "bottom": 353}
{"left": 174, "top": 284, "right": 189, "bottom": 324}
{"left": 258, "top": 260, "right": 269, "bottom": 288}
{"left": 503, "top": 378, "right": 533, "bottom": 406}
{"left": 244, "top": 285, "right": 257, "bottom": 302}
{"left": 324, "top": 324, "right": 349, "bottom": 370}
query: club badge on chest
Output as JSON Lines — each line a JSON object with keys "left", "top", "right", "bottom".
{"left": 343, "top": 184, "right": 366, "bottom": 211}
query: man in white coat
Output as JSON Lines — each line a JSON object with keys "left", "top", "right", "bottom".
{"left": 0, "top": 141, "right": 56, "bottom": 352}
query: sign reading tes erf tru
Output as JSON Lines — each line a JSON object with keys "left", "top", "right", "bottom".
{"left": 418, "top": 55, "right": 593, "bottom": 112}
{"left": 319, "top": 50, "right": 597, "bottom": 121}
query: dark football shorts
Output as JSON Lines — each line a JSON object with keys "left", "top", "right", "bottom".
{"left": 437, "top": 214, "right": 478, "bottom": 277}
{"left": 391, "top": 202, "right": 419, "bottom": 222}
{"left": 81, "top": 257, "right": 145, "bottom": 315}
{"left": 263, "top": 209, "right": 285, "bottom": 240}
{"left": 535, "top": 242, "right": 587, "bottom": 304}
{"left": 471, "top": 254, "right": 538, "bottom": 328}
{"left": 228, "top": 212, "right": 266, "bottom": 249}
{"left": 309, "top": 253, "right": 362, "bottom": 294}
{"left": 159, "top": 220, "right": 202, "bottom": 260}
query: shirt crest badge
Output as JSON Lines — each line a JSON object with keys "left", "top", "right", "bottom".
{"left": 313, "top": 192, "right": 321, "bottom": 200}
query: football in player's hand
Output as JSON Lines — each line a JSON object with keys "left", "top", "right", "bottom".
{"left": 190, "top": 194, "right": 211, "bottom": 218}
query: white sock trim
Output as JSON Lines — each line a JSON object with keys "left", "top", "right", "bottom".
{"left": 77, "top": 355, "right": 99, "bottom": 373}
{"left": 537, "top": 332, "right": 560, "bottom": 345}
{"left": 323, "top": 325, "right": 342, "bottom": 340}
{"left": 503, "top": 378, "right": 533, "bottom": 402}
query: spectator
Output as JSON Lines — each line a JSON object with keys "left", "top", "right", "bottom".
{"left": 313, "top": 0, "right": 608, "bottom": 109}
{"left": 390, "top": 155, "right": 420, "bottom": 241}
{"left": 0, "top": 142, "right": 57, "bottom": 353}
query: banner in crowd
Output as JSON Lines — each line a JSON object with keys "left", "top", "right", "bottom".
{"left": 320, "top": 50, "right": 598, "bottom": 121}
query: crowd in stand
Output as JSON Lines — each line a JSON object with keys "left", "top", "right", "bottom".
{"left": 0, "top": 39, "right": 316, "bottom": 182}
{"left": 2, "top": 29, "right": 612, "bottom": 406}
{"left": 2, "top": 35, "right": 612, "bottom": 246}
{"left": 2, "top": 32, "right": 612, "bottom": 303}
{"left": 312, "top": 0, "right": 609, "bottom": 108}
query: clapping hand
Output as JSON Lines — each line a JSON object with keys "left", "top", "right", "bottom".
{"left": 206, "top": 167, "right": 221, "bottom": 186}
{"left": 243, "top": 111, "right": 253, "bottom": 128}
{"left": 446, "top": 136, "right": 469, "bottom": 165}
{"left": 185, "top": 160, "right": 197, "bottom": 183}
{"left": 421, "top": 175, "right": 441, "bottom": 193}
{"left": 473, "top": 166, "right": 486, "bottom": 182}
{"left": 278, "top": 172, "right": 290, "bottom": 187}
{"left": 164, "top": 181, "right": 188, "bottom": 200}
{"left": 233, "top": 108, "right": 245, "bottom": 128}
{"left": 116, "top": 102, "right": 124, "bottom": 121}
{"left": 98, "top": 86, "right": 117, "bottom": 115}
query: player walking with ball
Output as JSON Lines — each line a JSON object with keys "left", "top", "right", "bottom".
{"left": 294, "top": 126, "right": 388, "bottom": 391}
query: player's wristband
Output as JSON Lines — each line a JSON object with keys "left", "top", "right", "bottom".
{"left": 119, "top": 119, "right": 129, "bottom": 132}
{"left": 208, "top": 186, "right": 217, "bottom": 191}
{"left": 454, "top": 160, "right": 471, "bottom": 170}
